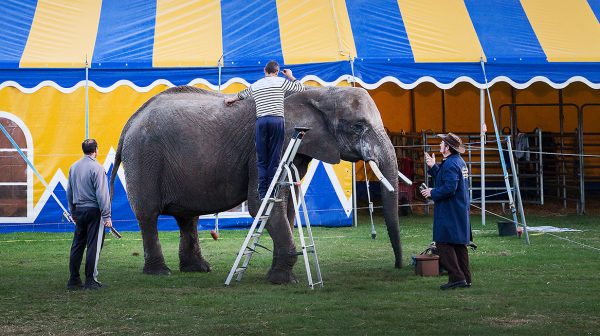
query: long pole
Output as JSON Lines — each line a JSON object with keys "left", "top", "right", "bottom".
{"left": 214, "top": 54, "right": 224, "bottom": 232}
{"left": 506, "top": 136, "right": 530, "bottom": 244}
{"left": 217, "top": 54, "right": 223, "bottom": 93}
{"left": 480, "top": 89, "right": 486, "bottom": 225}
{"left": 85, "top": 56, "right": 89, "bottom": 139}
{"left": 479, "top": 58, "right": 520, "bottom": 234}
{"left": 349, "top": 56, "right": 358, "bottom": 227}
{"left": 352, "top": 163, "right": 357, "bottom": 227}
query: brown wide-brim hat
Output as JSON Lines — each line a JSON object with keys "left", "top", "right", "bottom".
{"left": 437, "top": 132, "right": 465, "bottom": 153}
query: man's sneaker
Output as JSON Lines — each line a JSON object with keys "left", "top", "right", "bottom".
{"left": 84, "top": 280, "right": 103, "bottom": 290}
{"left": 440, "top": 280, "right": 468, "bottom": 290}
{"left": 67, "top": 278, "right": 84, "bottom": 290}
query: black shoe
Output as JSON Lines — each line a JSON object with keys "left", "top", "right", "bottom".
{"left": 67, "top": 278, "right": 84, "bottom": 290}
{"left": 440, "top": 280, "right": 468, "bottom": 290}
{"left": 84, "top": 280, "right": 103, "bottom": 290}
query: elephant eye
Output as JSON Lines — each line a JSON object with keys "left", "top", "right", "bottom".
{"left": 351, "top": 123, "right": 366, "bottom": 134}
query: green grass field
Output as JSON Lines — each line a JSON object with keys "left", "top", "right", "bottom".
{"left": 1, "top": 214, "right": 599, "bottom": 335}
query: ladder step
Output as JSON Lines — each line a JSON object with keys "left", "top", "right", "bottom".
{"left": 254, "top": 243, "right": 272, "bottom": 252}
{"left": 235, "top": 267, "right": 247, "bottom": 273}
{"left": 278, "top": 181, "right": 301, "bottom": 186}
{"left": 259, "top": 215, "right": 269, "bottom": 221}
{"left": 251, "top": 232, "right": 262, "bottom": 238}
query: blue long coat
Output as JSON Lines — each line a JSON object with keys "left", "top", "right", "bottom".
{"left": 428, "top": 153, "right": 471, "bottom": 244}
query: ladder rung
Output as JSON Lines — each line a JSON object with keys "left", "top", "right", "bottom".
{"left": 254, "top": 243, "right": 271, "bottom": 252}
{"left": 251, "top": 232, "right": 262, "bottom": 238}
{"left": 259, "top": 215, "right": 269, "bottom": 221}
{"left": 235, "top": 267, "right": 247, "bottom": 273}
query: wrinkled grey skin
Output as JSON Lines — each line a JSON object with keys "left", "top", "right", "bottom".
{"left": 110, "top": 86, "right": 401, "bottom": 283}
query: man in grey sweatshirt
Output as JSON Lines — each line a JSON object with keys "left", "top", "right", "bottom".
{"left": 66, "top": 139, "right": 112, "bottom": 290}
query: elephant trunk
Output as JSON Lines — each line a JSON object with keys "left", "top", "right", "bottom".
{"left": 366, "top": 137, "right": 402, "bottom": 268}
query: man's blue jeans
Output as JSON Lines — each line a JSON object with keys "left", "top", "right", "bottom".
{"left": 255, "top": 116, "right": 285, "bottom": 199}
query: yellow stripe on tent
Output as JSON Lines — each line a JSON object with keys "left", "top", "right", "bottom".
{"left": 521, "top": 0, "right": 600, "bottom": 62}
{"left": 397, "top": 0, "right": 485, "bottom": 62}
{"left": 20, "top": 0, "right": 102, "bottom": 68}
{"left": 153, "top": 0, "right": 223, "bottom": 67}
{"left": 276, "top": 0, "right": 356, "bottom": 64}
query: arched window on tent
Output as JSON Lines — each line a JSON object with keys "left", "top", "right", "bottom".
{"left": 0, "top": 112, "right": 33, "bottom": 221}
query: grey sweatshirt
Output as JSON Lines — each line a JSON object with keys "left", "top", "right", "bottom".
{"left": 66, "top": 155, "right": 111, "bottom": 221}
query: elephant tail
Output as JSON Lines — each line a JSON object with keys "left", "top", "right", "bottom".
{"left": 110, "top": 134, "right": 124, "bottom": 202}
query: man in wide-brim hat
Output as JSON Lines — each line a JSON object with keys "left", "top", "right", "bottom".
{"left": 421, "top": 132, "right": 472, "bottom": 290}
{"left": 437, "top": 132, "right": 465, "bottom": 154}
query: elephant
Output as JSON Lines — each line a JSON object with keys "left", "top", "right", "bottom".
{"left": 110, "top": 85, "right": 402, "bottom": 284}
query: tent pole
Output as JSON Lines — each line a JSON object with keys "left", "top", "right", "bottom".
{"left": 215, "top": 54, "right": 224, "bottom": 233}
{"left": 480, "top": 57, "right": 525, "bottom": 243}
{"left": 349, "top": 56, "right": 358, "bottom": 227}
{"left": 352, "top": 163, "right": 357, "bottom": 227}
{"left": 441, "top": 89, "right": 446, "bottom": 133}
{"left": 85, "top": 55, "right": 89, "bottom": 139}
{"left": 480, "top": 88, "right": 486, "bottom": 226}
{"left": 217, "top": 54, "right": 223, "bottom": 93}
{"left": 410, "top": 90, "right": 416, "bottom": 132}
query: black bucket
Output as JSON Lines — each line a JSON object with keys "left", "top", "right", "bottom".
{"left": 497, "top": 221, "right": 517, "bottom": 236}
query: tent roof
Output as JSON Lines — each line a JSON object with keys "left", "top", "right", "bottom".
{"left": 2, "top": 0, "right": 600, "bottom": 90}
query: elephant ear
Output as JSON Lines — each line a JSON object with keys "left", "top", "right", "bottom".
{"left": 285, "top": 90, "right": 341, "bottom": 164}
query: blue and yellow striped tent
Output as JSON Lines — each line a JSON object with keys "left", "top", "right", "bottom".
{"left": 3, "top": 0, "right": 600, "bottom": 87}
{"left": 1, "top": 0, "right": 600, "bottom": 232}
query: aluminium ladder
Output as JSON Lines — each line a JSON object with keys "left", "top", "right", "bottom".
{"left": 224, "top": 127, "right": 323, "bottom": 289}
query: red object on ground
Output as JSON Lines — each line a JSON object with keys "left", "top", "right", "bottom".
{"left": 210, "top": 230, "right": 219, "bottom": 240}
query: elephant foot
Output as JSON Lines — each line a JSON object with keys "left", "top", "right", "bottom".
{"left": 143, "top": 260, "right": 171, "bottom": 275}
{"left": 143, "top": 265, "right": 171, "bottom": 275}
{"left": 180, "top": 257, "right": 211, "bottom": 273}
{"left": 267, "top": 268, "right": 298, "bottom": 284}
{"left": 266, "top": 251, "right": 299, "bottom": 284}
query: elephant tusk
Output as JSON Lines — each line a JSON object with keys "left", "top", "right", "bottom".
{"left": 368, "top": 161, "right": 394, "bottom": 192}
{"left": 398, "top": 171, "right": 413, "bottom": 186}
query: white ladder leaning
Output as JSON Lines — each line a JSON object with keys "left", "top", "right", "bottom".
{"left": 224, "top": 127, "right": 323, "bottom": 289}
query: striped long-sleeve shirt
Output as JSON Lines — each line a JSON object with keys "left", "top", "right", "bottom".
{"left": 237, "top": 76, "right": 305, "bottom": 118}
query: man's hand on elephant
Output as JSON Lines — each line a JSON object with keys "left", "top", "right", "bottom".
{"left": 420, "top": 187, "right": 432, "bottom": 198}
{"left": 224, "top": 97, "right": 238, "bottom": 106}
{"left": 424, "top": 152, "right": 436, "bottom": 168}
{"left": 281, "top": 69, "right": 296, "bottom": 81}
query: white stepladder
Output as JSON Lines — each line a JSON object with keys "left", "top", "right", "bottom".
{"left": 224, "top": 127, "right": 323, "bottom": 289}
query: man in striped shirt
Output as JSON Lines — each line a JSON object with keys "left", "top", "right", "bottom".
{"left": 225, "top": 60, "right": 305, "bottom": 200}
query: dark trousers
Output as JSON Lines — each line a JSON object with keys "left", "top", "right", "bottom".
{"left": 69, "top": 207, "right": 105, "bottom": 283}
{"left": 437, "top": 243, "right": 471, "bottom": 284}
{"left": 255, "top": 116, "right": 285, "bottom": 199}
